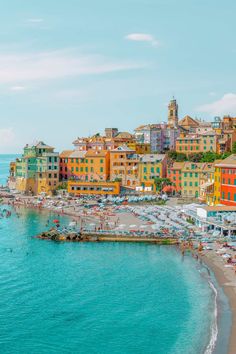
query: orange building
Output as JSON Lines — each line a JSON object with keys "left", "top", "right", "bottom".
{"left": 67, "top": 151, "right": 87, "bottom": 180}
{"left": 216, "top": 155, "right": 236, "bottom": 206}
{"left": 67, "top": 150, "right": 110, "bottom": 182}
{"left": 83, "top": 150, "right": 110, "bottom": 181}
{"left": 167, "top": 162, "right": 184, "bottom": 193}
{"left": 68, "top": 181, "right": 120, "bottom": 195}
{"left": 110, "top": 145, "right": 139, "bottom": 188}
{"left": 59, "top": 150, "right": 73, "bottom": 181}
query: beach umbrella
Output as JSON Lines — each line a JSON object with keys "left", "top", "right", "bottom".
{"left": 53, "top": 219, "right": 60, "bottom": 224}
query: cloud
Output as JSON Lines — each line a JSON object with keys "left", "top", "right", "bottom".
{"left": 198, "top": 93, "right": 236, "bottom": 115}
{"left": 125, "top": 33, "right": 160, "bottom": 47}
{"left": 10, "top": 86, "right": 26, "bottom": 92}
{"left": 27, "top": 18, "right": 44, "bottom": 23}
{"left": 0, "top": 128, "right": 15, "bottom": 147}
{"left": 0, "top": 50, "right": 144, "bottom": 84}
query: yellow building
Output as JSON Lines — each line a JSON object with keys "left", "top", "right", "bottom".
{"left": 176, "top": 132, "right": 217, "bottom": 155}
{"left": 127, "top": 142, "right": 151, "bottom": 154}
{"left": 205, "top": 160, "right": 222, "bottom": 206}
{"left": 138, "top": 154, "right": 167, "bottom": 191}
{"left": 68, "top": 181, "right": 120, "bottom": 195}
{"left": 181, "top": 162, "right": 204, "bottom": 198}
{"left": 199, "top": 163, "right": 215, "bottom": 203}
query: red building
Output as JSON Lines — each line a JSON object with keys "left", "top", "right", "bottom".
{"left": 216, "top": 155, "right": 236, "bottom": 206}
{"left": 59, "top": 150, "right": 73, "bottom": 181}
{"left": 167, "top": 162, "right": 184, "bottom": 193}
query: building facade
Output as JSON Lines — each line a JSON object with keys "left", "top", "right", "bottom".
{"left": 110, "top": 145, "right": 139, "bottom": 188}
{"left": 15, "top": 142, "right": 59, "bottom": 195}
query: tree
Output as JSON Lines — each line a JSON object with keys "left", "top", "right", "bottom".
{"left": 154, "top": 177, "right": 172, "bottom": 192}
{"left": 232, "top": 142, "right": 236, "bottom": 153}
{"left": 188, "top": 153, "right": 203, "bottom": 162}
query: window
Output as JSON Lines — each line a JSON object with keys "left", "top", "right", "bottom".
{"left": 189, "top": 181, "right": 192, "bottom": 186}
{"left": 54, "top": 173, "right": 57, "bottom": 178}
{"left": 100, "top": 159, "right": 104, "bottom": 163}
{"left": 195, "top": 182, "right": 198, "bottom": 187}
{"left": 71, "top": 158, "right": 74, "bottom": 163}
{"left": 234, "top": 179, "right": 236, "bottom": 185}
{"left": 228, "top": 192, "right": 231, "bottom": 200}
{"left": 184, "top": 181, "right": 187, "bottom": 186}
{"left": 234, "top": 194, "right": 236, "bottom": 202}
{"left": 100, "top": 167, "right": 104, "bottom": 173}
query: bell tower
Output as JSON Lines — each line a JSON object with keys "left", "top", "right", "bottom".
{"left": 168, "top": 98, "right": 178, "bottom": 128}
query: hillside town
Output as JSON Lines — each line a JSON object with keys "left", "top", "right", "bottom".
{"left": 7, "top": 98, "right": 236, "bottom": 207}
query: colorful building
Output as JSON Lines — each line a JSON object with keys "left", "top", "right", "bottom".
{"left": 73, "top": 129, "right": 135, "bottom": 152}
{"left": 14, "top": 142, "right": 59, "bottom": 195}
{"left": 127, "top": 142, "right": 151, "bottom": 154}
{"left": 167, "top": 162, "right": 185, "bottom": 193}
{"left": 216, "top": 155, "right": 236, "bottom": 206}
{"left": 181, "top": 162, "right": 206, "bottom": 198}
{"left": 110, "top": 145, "right": 139, "bottom": 188}
{"left": 176, "top": 131, "right": 217, "bottom": 155}
{"left": 68, "top": 181, "right": 120, "bottom": 195}
{"left": 138, "top": 154, "right": 167, "bottom": 191}
{"left": 59, "top": 150, "right": 73, "bottom": 181}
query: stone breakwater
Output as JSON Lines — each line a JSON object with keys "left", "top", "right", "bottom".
{"left": 37, "top": 229, "right": 179, "bottom": 245}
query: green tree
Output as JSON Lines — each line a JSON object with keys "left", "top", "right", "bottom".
{"left": 232, "top": 142, "right": 236, "bottom": 153}
{"left": 154, "top": 177, "right": 172, "bottom": 192}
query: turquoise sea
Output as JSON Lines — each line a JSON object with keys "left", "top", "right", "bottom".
{"left": 0, "top": 154, "right": 19, "bottom": 186}
{"left": 0, "top": 155, "right": 230, "bottom": 353}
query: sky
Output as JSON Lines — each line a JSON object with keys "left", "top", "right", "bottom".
{"left": 0, "top": 0, "right": 236, "bottom": 153}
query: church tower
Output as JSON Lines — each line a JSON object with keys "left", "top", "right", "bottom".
{"left": 168, "top": 98, "right": 178, "bottom": 128}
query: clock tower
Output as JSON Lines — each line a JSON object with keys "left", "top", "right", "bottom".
{"left": 168, "top": 98, "right": 178, "bottom": 128}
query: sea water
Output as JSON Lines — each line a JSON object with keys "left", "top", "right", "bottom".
{"left": 0, "top": 206, "right": 218, "bottom": 354}
{"left": 0, "top": 155, "right": 228, "bottom": 353}
{"left": 0, "top": 154, "right": 19, "bottom": 186}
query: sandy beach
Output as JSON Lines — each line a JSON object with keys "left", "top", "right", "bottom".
{"left": 202, "top": 251, "right": 236, "bottom": 354}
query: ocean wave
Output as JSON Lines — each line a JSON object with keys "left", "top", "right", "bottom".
{"left": 204, "top": 279, "right": 218, "bottom": 354}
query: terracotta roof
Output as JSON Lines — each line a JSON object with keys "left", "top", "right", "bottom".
{"left": 182, "top": 162, "right": 205, "bottom": 171}
{"left": 171, "top": 162, "right": 185, "bottom": 170}
{"left": 69, "top": 151, "right": 87, "bottom": 158}
{"left": 215, "top": 154, "right": 236, "bottom": 168}
{"left": 115, "top": 132, "right": 134, "bottom": 139}
{"left": 111, "top": 144, "right": 135, "bottom": 152}
{"left": 85, "top": 149, "right": 109, "bottom": 157}
{"left": 178, "top": 115, "right": 200, "bottom": 128}
{"left": 60, "top": 150, "right": 73, "bottom": 158}
{"left": 139, "top": 154, "right": 166, "bottom": 163}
